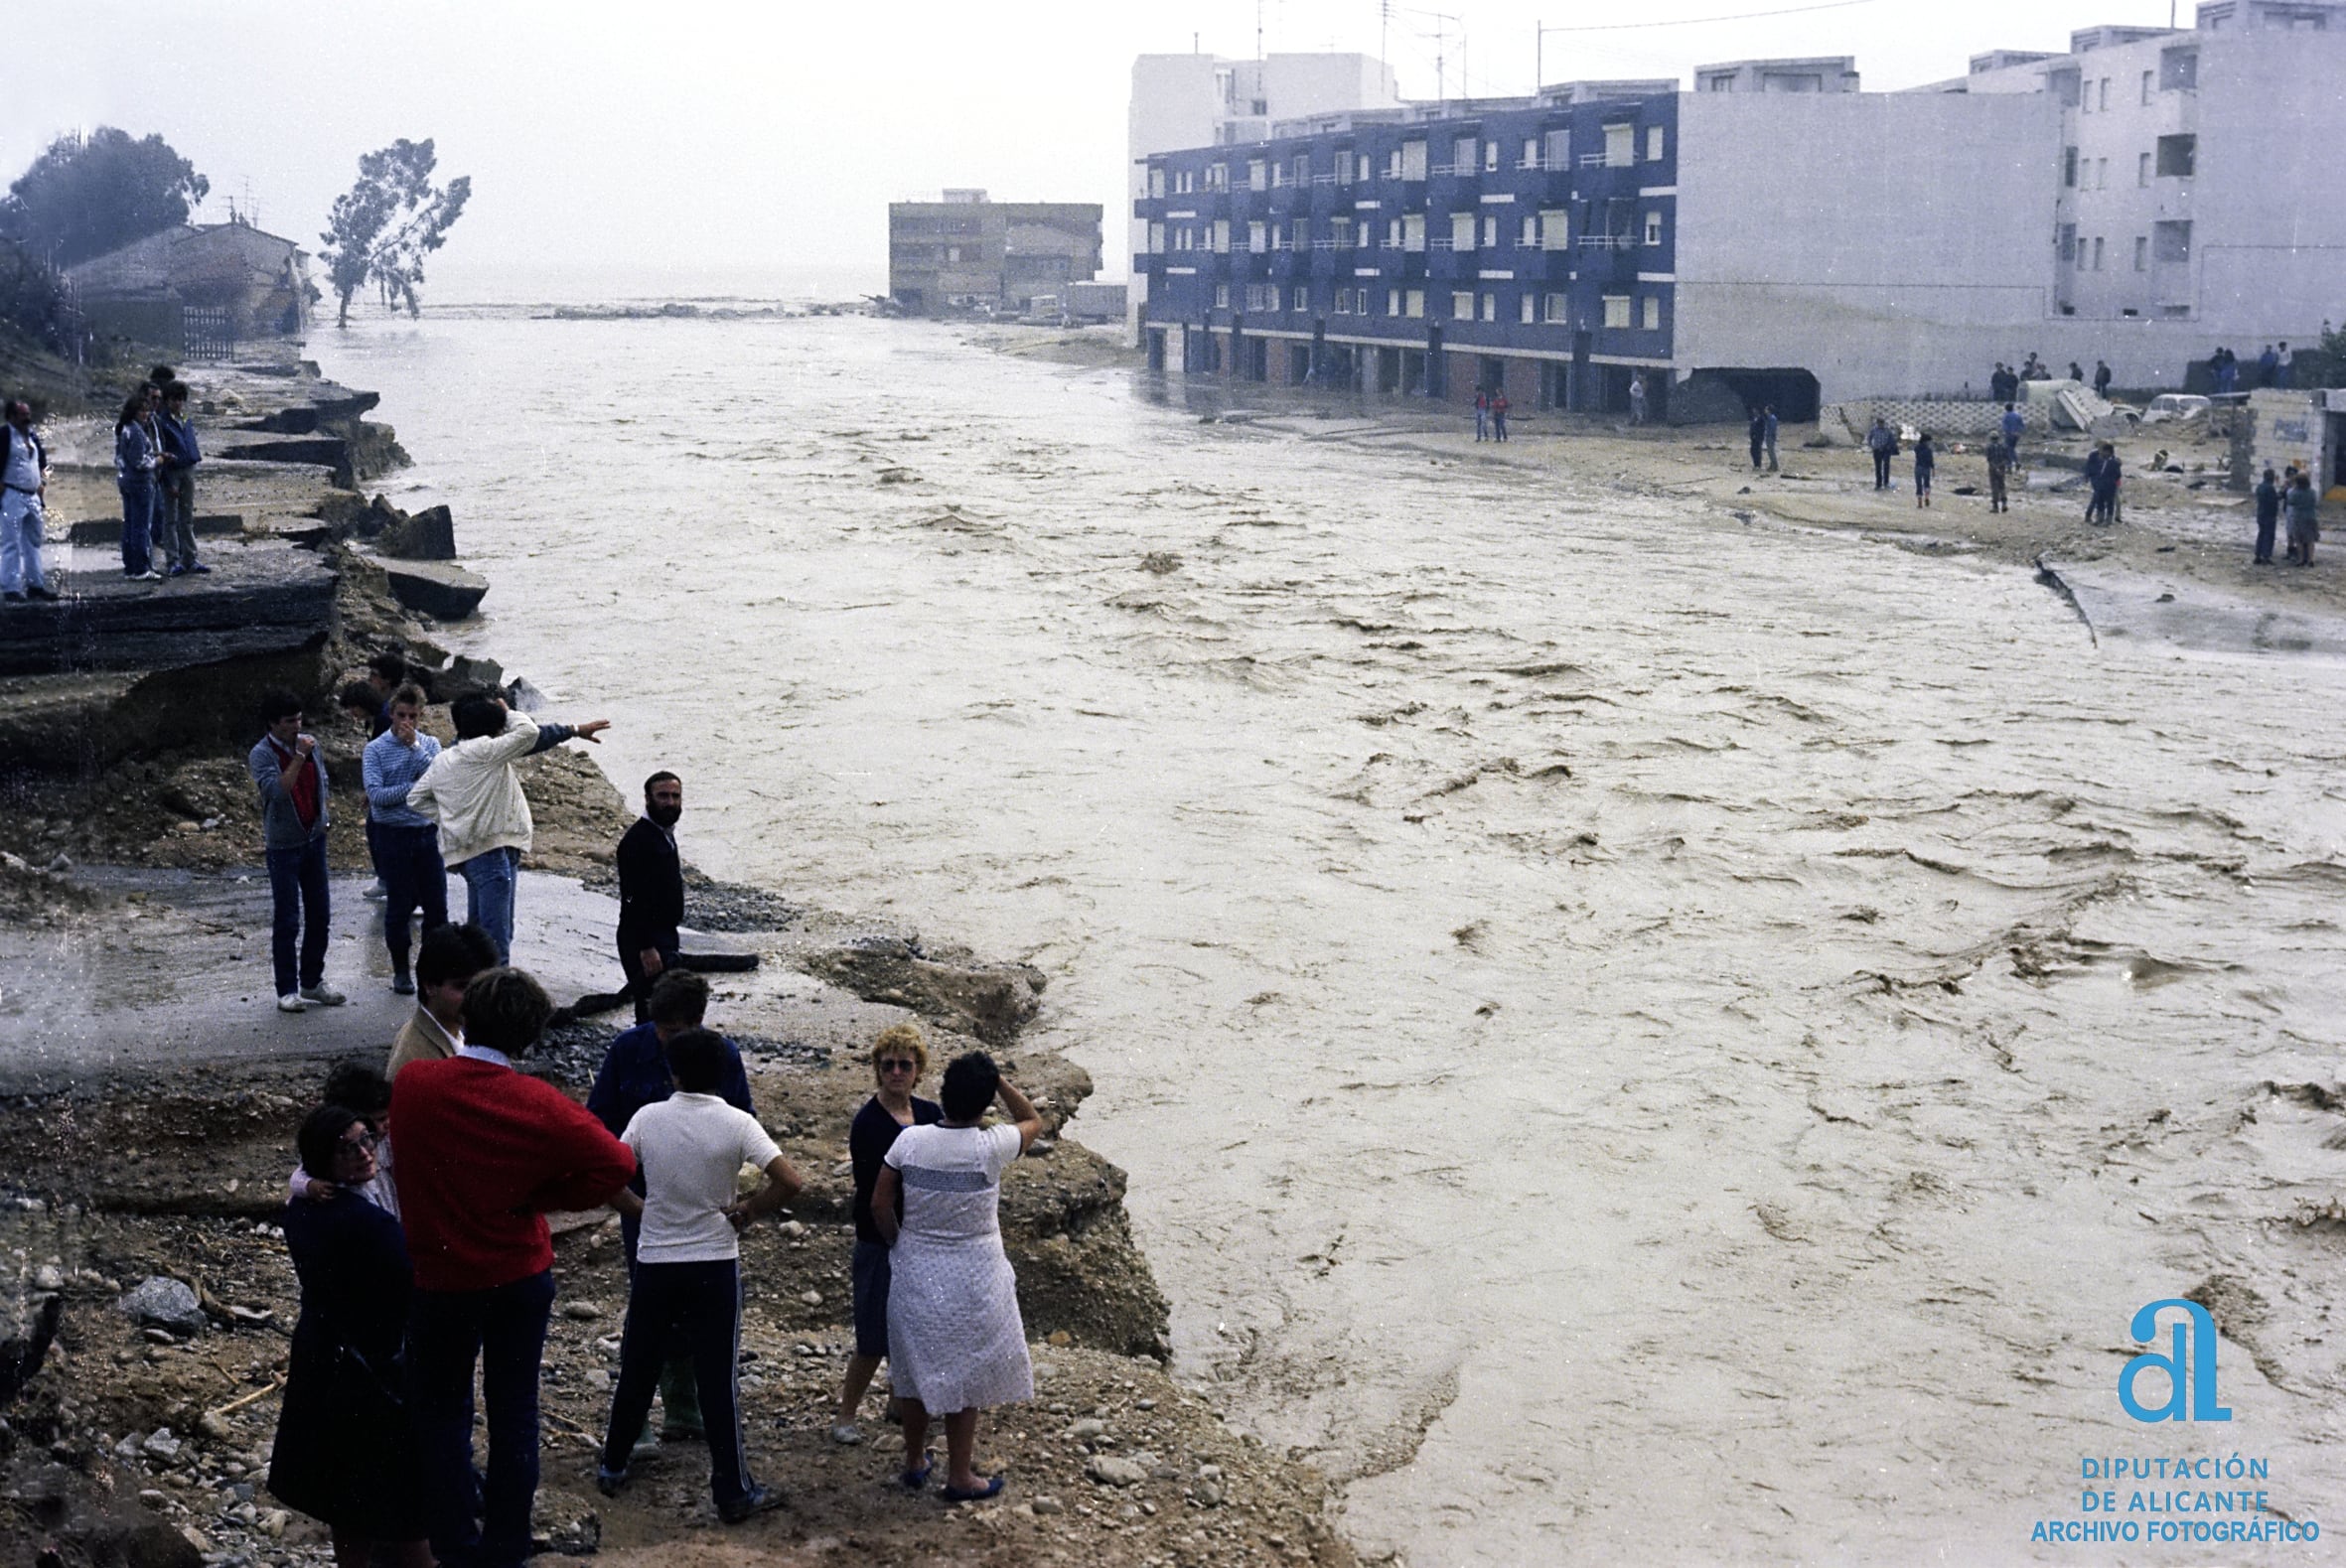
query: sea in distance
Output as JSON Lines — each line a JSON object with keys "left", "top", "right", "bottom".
{"left": 315, "top": 288, "right": 2346, "bottom": 1564}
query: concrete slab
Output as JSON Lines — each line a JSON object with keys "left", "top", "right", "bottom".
{"left": 0, "top": 538, "right": 335, "bottom": 675}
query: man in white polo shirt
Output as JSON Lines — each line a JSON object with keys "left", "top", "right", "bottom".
{"left": 597, "top": 1027, "right": 801, "bottom": 1523}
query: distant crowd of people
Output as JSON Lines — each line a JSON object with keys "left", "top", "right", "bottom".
{"left": 113, "top": 364, "right": 209, "bottom": 583}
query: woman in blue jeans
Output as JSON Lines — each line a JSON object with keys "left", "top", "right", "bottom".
{"left": 112, "top": 389, "right": 163, "bottom": 581}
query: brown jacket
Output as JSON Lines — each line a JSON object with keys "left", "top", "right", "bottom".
{"left": 387, "top": 1008, "right": 461, "bottom": 1079}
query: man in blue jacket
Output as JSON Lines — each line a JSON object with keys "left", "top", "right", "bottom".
{"left": 155, "top": 381, "right": 209, "bottom": 577}
{"left": 247, "top": 690, "right": 345, "bottom": 1013}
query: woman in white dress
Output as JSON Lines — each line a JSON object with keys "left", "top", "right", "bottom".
{"left": 871, "top": 1051, "right": 1043, "bottom": 1502}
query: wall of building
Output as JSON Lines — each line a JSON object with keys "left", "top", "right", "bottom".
{"left": 1672, "top": 89, "right": 2061, "bottom": 402}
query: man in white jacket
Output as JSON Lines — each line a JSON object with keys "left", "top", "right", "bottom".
{"left": 407, "top": 692, "right": 610, "bottom": 963}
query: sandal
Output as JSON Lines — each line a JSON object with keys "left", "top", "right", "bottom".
{"left": 942, "top": 1476, "right": 1006, "bottom": 1503}
{"left": 900, "top": 1452, "right": 934, "bottom": 1492}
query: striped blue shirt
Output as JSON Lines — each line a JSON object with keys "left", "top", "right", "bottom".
{"left": 363, "top": 729, "right": 443, "bottom": 829}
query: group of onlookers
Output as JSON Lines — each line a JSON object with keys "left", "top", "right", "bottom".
{"left": 2253, "top": 464, "right": 2323, "bottom": 566}
{"left": 2209, "top": 344, "right": 2295, "bottom": 394}
{"left": 271, "top": 946, "right": 1043, "bottom": 1562}
{"left": 111, "top": 364, "right": 209, "bottom": 583}
{"left": 1472, "top": 387, "right": 1511, "bottom": 442}
{"left": 248, "top": 677, "right": 610, "bottom": 1011}
{"left": 1989, "top": 356, "right": 2116, "bottom": 402}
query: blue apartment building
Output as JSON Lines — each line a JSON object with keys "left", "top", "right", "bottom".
{"left": 1134, "top": 85, "right": 1681, "bottom": 415}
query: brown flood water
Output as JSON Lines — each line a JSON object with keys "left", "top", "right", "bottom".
{"left": 322, "top": 312, "right": 2346, "bottom": 1564}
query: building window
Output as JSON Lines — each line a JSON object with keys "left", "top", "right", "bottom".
{"left": 1521, "top": 137, "right": 1540, "bottom": 170}
{"left": 1358, "top": 154, "right": 1372, "bottom": 182}
{"left": 2138, "top": 153, "right": 2151, "bottom": 187}
{"left": 1332, "top": 216, "right": 1354, "bottom": 249}
{"left": 1294, "top": 154, "right": 1311, "bottom": 185}
{"left": 1484, "top": 140, "right": 1500, "bottom": 171}
{"left": 2098, "top": 77, "right": 2110, "bottom": 110}
{"left": 1293, "top": 286, "right": 1309, "bottom": 312}
{"left": 2059, "top": 222, "right": 2077, "bottom": 262}
{"left": 2075, "top": 234, "right": 2088, "bottom": 270}
{"left": 1334, "top": 290, "right": 1350, "bottom": 315}
{"left": 1212, "top": 219, "right": 1230, "bottom": 253}
{"left": 1451, "top": 135, "right": 1476, "bottom": 173}
{"left": 1642, "top": 295, "right": 1660, "bottom": 330}
{"left": 1401, "top": 141, "right": 1428, "bottom": 180}
{"left": 2096, "top": 157, "right": 2108, "bottom": 190}
{"left": 1520, "top": 214, "right": 1537, "bottom": 246}
{"left": 2160, "top": 49, "right": 2198, "bottom": 90}
{"left": 2140, "top": 70, "right": 2153, "bottom": 104}
{"left": 1147, "top": 221, "right": 1165, "bottom": 254}
{"left": 2153, "top": 219, "right": 2192, "bottom": 262}
{"left": 1215, "top": 283, "right": 1230, "bottom": 309}
{"left": 2156, "top": 133, "right": 2196, "bottom": 176}
{"left": 1388, "top": 288, "right": 1401, "bottom": 316}
{"left": 1402, "top": 214, "right": 1426, "bottom": 252}
{"left": 1519, "top": 293, "right": 1535, "bottom": 324}
{"left": 1451, "top": 290, "right": 1476, "bottom": 320}
{"left": 1544, "top": 128, "right": 1570, "bottom": 170}
{"left": 1646, "top": 125, "right": 1667, "bottom": 162}
{"left": 2133, "top": 236, "right": 2147, "bottom": 271}
{"left": 1450, "top": 212, "right": 1477, "bottom": 251}
{"left": 1644, "top": 210, "right": 1664, "bottom": 246}
{"left": 1480, "top": 293, "right": 1497, "bottom": 322}
{"left": 1482, "top": 214, "right": 1499, "bottom": 248}
{"left": 1602, "top": 294, "right": 1631, "bottom": 329}
{"left": 1603, "top": 123, "right": 1635, "bottom": 168}
{"left": 1544, "top": 293, "right": 1568, "bottom": 324}
{"left": 1388, "top": 217, "right": 1402, "bottom": 249}
{"left": 1540, "top": 209, "right": 1569, "bottom": 249}
{"left": 2063, "top": 147, "right": 2079, "bottom": 189}
{"left": 2092, "top": 236, "right": 2105, "bottom": 270}
{"left": 1404, "top": 288, "right": 1425, "bottom": 319}
{"left": 1247, "top": 159, "right": 1266, "bottom": 192}
{"left": 1148, "top": 169, "right": 1166, "bottom": 199}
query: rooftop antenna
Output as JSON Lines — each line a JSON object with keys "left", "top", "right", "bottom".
{"left": 1256, "top": 0, "right": 1264, "bottom": 60}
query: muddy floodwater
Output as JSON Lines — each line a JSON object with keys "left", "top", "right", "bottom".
{"left": 320, "top": 313, "right": 2346, "bottom": 1563}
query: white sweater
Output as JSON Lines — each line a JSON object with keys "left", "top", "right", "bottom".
{"left": 406, "top": 710, "right": 541, "bottom": 867}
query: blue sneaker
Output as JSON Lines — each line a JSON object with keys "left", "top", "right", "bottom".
{"left": 168, "top": 564, "right": 188, "bottom": 577}
{"left": 188, "top": 562, "right": 212, "bottom": 574}
{"left": 595, "top": 1464, "right": 628, "bottom": 1498}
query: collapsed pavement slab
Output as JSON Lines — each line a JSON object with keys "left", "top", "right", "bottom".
{"left": 0, "top": 539, "right": 335, "bottom": 676}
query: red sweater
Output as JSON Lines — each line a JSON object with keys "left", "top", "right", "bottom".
{"left": 389, "top": 1057, "right": 636, "bottom": 1292}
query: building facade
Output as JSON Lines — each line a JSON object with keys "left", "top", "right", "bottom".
{"left": 888, "top": 192, "right": 1103, "bottom": 315}
{"left": 1136, "top": 3, "right": 2346, "bottom": 413}
{"left": 1127, "top": 52, "right": 1403, "bottom": 339}
{"left": 66, "top": 219, "right": 314, "bottom": 353}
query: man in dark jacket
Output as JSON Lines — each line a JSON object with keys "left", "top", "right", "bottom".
{"left": 617, "top": 771, "right": 686, "bottom": 1021}
{"left": 248, "top": 689, "right": 343, "bottom": 1013}
{"left": 1747, "top": 408, "right": 1766, "bottom": 472}
{"left": 2254, "top": 468, "right": 2281, "bottom": 564}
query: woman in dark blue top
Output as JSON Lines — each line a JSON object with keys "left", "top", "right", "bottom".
{"left": 268, "top": 1104, "right": 430, "bottom": 1564}
{"left": 832, "top": 1024, "right": 943, "bottom": 1446}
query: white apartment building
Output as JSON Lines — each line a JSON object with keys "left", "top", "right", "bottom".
{"left": 1126, "top": 52, "right": 1401, "bottom": 338}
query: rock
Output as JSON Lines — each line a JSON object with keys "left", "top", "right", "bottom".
{"left": 1085, "top": 1455, "right": 1148, "bottom": 1487}
{"left": 806, "top": 945, "right": 1044, "bottom": 1045}
{"left": 1069, "top": 1418, "right": 1106, "bottom": 1441}
{"left": 142, "top": 1428, "right": 182, "bottom": 1461}
{"left": 377, "top": 503, "right": 457, "bottom": 561}
{"left": 118, "top": 1278, "right": 205, "bottom": 1336}
{"left": 1032, "top": 1496, "right": 1065, "bottom": 1515}
{"left": 799, "top": 1290, "right": 822, "bottom": 1307}
{"left": 1047, "top": 1330, "right": 1073, "bottom": 1348}
{"left": 0, "top": 1282, "right": 63, "bottom": 1404}
{"left": 1195, "top": 1478, "right": 1227, "bottom": 1507}
{"left": 560, "top": 1301, "right": 602, "bottom": 1321}
{"left": 196, "top": 1412, "right": 229, "bottom": 1441}
{"left": 213, "top": 436, "right": 356, "bottom": 488}
{"left": 379, "top": 559, "right": 490, "bottom": 621}
{"left": 442, "top": 653, "right": 506, "bottom": 694}
{"left": 777, "top": 1219, "right": 807, "bottom": 1238}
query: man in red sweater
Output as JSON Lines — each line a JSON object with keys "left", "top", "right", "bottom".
{"left": 391, "top": 966, "right": 635, "bottom": 1568}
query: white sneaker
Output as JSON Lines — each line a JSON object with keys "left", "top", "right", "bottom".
{"left": 134, "top": 570, "right": 164, "bottom": 582}
{"left": 299, "top": 983, "right": 347, "bottom": 1006}
{"left": 829, "top": 1422, "right": 863, "bottom": 1446}
{"left": 277, "top": 993, "right": 306, "bottom": 1013}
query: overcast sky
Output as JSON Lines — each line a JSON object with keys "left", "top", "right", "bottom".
{"left": 7, "top": 0, "right": 2189, "bottom": 299}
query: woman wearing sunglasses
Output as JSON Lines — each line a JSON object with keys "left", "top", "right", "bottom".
{"left": 832, "top": 1024, "right": 943, "bottom": 1446}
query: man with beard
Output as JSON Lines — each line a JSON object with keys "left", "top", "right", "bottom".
{"left": 616, "top": 772, "right": 686, "bottom": 1022}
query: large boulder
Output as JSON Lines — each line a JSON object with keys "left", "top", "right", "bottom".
{"left": 115, "top": 1277, "right": 204, "bottom": 1336}
{"left": 379, "top": 558, "right": 489, "bottom": 621}
{"left": 377, "top": 503, "right": 456, "bottom": 560}
{"left": 806, "top": 938, "right": 1045, "bottom": 1045}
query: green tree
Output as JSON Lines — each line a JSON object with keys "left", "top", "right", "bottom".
{"left": 319, "top": 139, "right": 472, "bottom": 327}
{"left": 0, "top": 128, "right": 210, "bottom": 267}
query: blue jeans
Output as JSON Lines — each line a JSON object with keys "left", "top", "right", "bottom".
{"left": 118, "top": 478, "right": 155, "bottom": 576}
{"left": 598, "top": 1259, "right": 752, "bottom": 1509}
{"left": 0, "top": 491, "right": 46, "bottom": 594}
{"left": 459, "top": 845, "right": 519, "bottom": 963}
{"left": 264, "top": 835, "right": 329, "bottom": 997}
{"left": 376, "top": 823, "right": 448, "bottom": 975}
{"left": 409, "top": 1270, "right": 555, "bottom": 1568}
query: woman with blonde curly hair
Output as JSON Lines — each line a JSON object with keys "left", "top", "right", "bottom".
{"left": 830, "top": 1023, "right": 941, "bottom": 1445}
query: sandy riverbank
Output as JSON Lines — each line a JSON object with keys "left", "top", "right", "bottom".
{"left": 0, "top": 355, "right": 1354, "bottom": 1568}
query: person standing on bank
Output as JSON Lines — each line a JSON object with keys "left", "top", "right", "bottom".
{"left": 2285, "top": 470, "right": 2320, "bottom": 566}
{"left": 1984, "top": 434, "right": 2011, "bottom": 514}
{"left": 2093, "top": 359, "right": 2114, "bottom": 400}
{"left": 406, "top": 692, "right": 609, "bottom": 964}
{"left": 1762, "top": 405, "right": 1780, "bottom": 473}
{"left": 388, "top": 922, "right": 499, "bottom": 1078}
{"left": 1866, "top": 416, "right": 1897, "bottom": 491}
{"left": 365, "top": 684, "right": 449, "bottom": 995}
{"left": 2254, "top": 468, "right": 2281, "bottom": 565}
{"left": 1912, "top": 432, "right": 1936, "bottom": 509}
{"left": 392, "top": 966, "right": 636, "bottom": 1568}
{"left": 1999, "top": 401, "right": 2026, "bottom": 474}
{"left": 0, "top": 401, "right": 55, "bottom": 602}
{"left": 1472, "top": 386, "right": 1488, "bottom": 442}
{"left": 617, "top": 772, "right": 686, "bottom": 1022}
{"left": 832, "top": 1023, "right": 943, "bottom": 1447}
{"left": 595, "top": 1026, "right": 800, "bottom": 1522}
{"left": 1746, "top": 407, "right": 1766, "bottom": 472}
{"left": 1490, "top": 387, "right": 1509, "bottom": 443}
{"left": 249, "top": 690, "right": 344, "bottom": 1014}
{"left": 1627, "top": 372, "right": 1647, "bottom": 427}
{"left": 268, "top": 1104, "right": 432, "bottom": 1568}
{"left": 586, "top": 969, "right": 755, "bottom": 1450}
{"left": 155, "top": 380, "right": 209, "bottom": 577}
{"left": 113, "top": 389, "right": 163, "bottom": 582}
{"left": 871, "top": 1052, "right": 1044, "bottom": 1503}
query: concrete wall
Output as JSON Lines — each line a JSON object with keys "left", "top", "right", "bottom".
{"left": 1673, "top": 90, "right": 2062, "bottom": 403}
